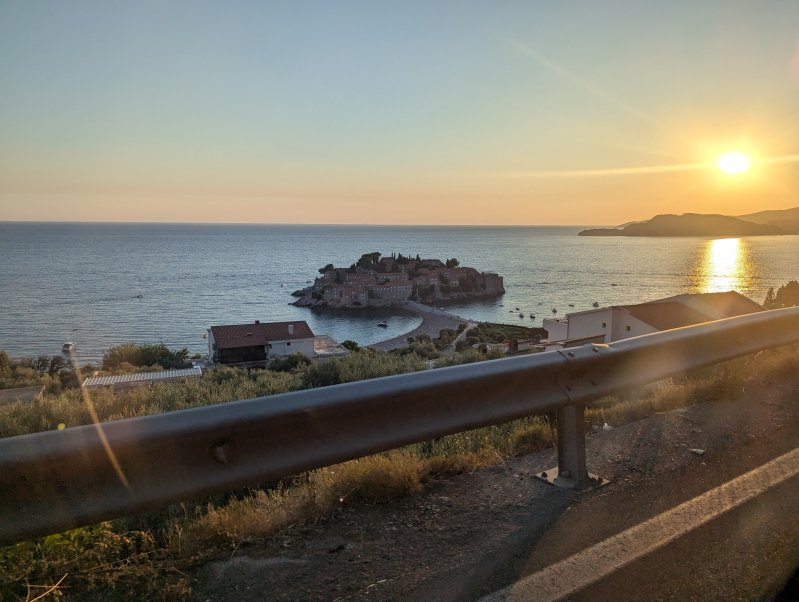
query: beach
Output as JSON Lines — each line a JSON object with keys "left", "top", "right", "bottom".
{"left": 368, "top": 302, "right": 471, "bottom": 352}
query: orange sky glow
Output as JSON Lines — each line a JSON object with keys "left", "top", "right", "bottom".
{"left": 0, "top": 2, "right": 797, "bottom": 225}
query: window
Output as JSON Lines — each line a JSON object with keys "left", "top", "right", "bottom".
{"left": 626, "top": 325, "right": 631, "bottom": 332}
{"left": 287, "top": 342, "right": 291, "bottom": 346}
{"left": 601, "top": 322, "right": 606, "bottom": 328}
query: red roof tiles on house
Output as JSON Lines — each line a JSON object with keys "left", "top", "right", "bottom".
{"left": 210, "top": 321, "right": 314, "bottom": 349}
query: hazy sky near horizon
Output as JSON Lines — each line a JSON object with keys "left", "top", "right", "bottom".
{"left": 1, "top": 1, "right": 798, "bottom": 225}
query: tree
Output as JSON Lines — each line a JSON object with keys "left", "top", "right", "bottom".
{"left": 445, "top": 257, "right": 460, "bottom": 268}
{"left": 318, "top": 263, "right": 335, "bottom": 274}
{"left": 103, "top": 343, "right": 140, "bottom": 369}
{"left": 0, "top": 351, "right": 10, "bottom": 378}
{"left": 32, "top": 355, "right": 51, "bottom": 372}
{"left": 48, "top": 355, "right": 66, "bottom": 377}
{"left": 60, "top": 369, "right": 80, "bottom": 389}
{"left": 341, "top": 340, "right": 360, "bottom": 351}
{"left": 764, "top": 280, "right": 799, "bottom": 309}
{"left": 356, "top": 252, "right": 381, "bottom": 270}
{"left": 103, "top": 342, "right": 190, "bottom": 370}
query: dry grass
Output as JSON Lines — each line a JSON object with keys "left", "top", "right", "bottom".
{"left": 179, "top": 452, "right": 427, "bottom": 552}
{"left": 586, "top": 344, "right": 799, "bottom": 429}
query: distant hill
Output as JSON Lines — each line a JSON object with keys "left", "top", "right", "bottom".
{"left": 579, "top": 213, "right": 790, "bottom": 237}
{"left": 736, "top": 207, "right": 799, "bottom": 234}
{"left": 615, "top": 219, "right": 645, "bottom": 228}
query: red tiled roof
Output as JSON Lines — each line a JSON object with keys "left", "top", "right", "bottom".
{"left": 622, "top": 302, "right": 715, "bottom": 331}
{"left": 210, "top": 321, "right": 314, "bottom": 349}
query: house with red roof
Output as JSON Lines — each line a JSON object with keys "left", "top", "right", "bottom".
{"left": 208, "top": 320, "right": 317, "bottom": 366}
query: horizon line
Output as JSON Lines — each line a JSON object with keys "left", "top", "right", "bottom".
{"left": 0, "top": 220, "right": 603, "bottom": 228}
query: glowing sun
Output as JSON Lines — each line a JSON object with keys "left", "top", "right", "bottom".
{"left": 716, "top": 151, "right": 751, "bottom": 175}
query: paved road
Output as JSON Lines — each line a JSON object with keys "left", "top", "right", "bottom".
{"left": 487, "top": 440, "right": 799, "bottom": 601}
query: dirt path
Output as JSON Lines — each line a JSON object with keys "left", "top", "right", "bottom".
{"left": 189, "top": 373, "right": 799, "bottom": 601}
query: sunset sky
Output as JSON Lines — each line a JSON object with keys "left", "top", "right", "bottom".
{"left": 1, "top": 1, "right": 797, "bottom": 225}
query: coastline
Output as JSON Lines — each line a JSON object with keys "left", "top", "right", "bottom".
{"left": 368, "top": 301, "right": 471, "bottom": 352}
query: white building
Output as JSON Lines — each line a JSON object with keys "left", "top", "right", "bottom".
{"left": 543, "top": 291, "right": 764, "bottom": 350}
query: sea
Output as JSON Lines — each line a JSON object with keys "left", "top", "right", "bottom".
{"left": 1, "top": 222, "right": 797, "bottom": 364}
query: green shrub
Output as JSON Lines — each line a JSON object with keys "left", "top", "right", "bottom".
{"left": 102, "top": 343, "right": 190, "bottom": 371}
{"left": 268, "top": 353, "right": 312, "bottom": 372}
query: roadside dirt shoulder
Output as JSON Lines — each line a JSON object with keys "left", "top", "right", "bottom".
{"left": 190, "top": 373, "right": 799, "bottom": 601}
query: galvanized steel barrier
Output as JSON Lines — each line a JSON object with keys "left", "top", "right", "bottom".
{"left": 2, "top": 307, "right": 799, "bottom": 545}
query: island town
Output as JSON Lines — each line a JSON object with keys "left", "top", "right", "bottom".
{"left": 291, "top": 252, "right": 505, "bottom": 309}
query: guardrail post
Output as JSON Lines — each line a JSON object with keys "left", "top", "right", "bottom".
{"left": 537, "top": 343, "right": 610, "bottom": 489}
{"left": 556, "top": 403, "right": 588, "bottom": 485}
{"left": 537, "top": 403, "right": 605, "bottom": 489}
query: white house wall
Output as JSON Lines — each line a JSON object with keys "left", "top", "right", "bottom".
{"left": 542, "top": 318, "right": 568, "bottom": 341}
{"left": 267, "top": 338, "right": 315, "bottom": 358}
{"left": 557, "top": 307, "right": 658, "bottom": 344}
{"left": 567, "top": 309, "right": 614, "bottom": 343}
{"left": 208, "top": 330, "right": 216, "bottom": 361}
{"left": 610, "top": 308, "right": 656, "bottom": 341}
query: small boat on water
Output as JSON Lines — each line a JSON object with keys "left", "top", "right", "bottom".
{"left": 552, "top": 308, "right": 557, "bottom": 314}
{"left": 592, "top": 301, "right": 600, "bottom": 308}
{"left": 530, "top": 315, "right": 535, "bottom": 320}
{"left": 519, "top": 313, "right": 524, "bottom": 318}
{"left": 377, "top": 321, "right": 388, "bottom": 328}
{"left": 62, "top": 342, "right": 75, "bottom": 353}
{"left": 568, "top": 304, "right": 575, "bottom": 307}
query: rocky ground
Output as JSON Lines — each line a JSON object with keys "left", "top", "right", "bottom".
{"left": 190, "top": 371, "right": 799, "bottom": 601}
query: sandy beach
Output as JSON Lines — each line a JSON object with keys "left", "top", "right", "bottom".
{"left": 368, "top": 301, "right": 471, "bottom": 352}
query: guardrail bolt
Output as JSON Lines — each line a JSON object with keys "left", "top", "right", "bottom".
{"left": 212, "top": 439, "right": 230, "bottom": 464}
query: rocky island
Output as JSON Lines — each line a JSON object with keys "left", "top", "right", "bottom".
{"left": 579, "top": 213, "right": 792, "bottom": 237}
{"left": 292, "top": 252, "right": 504, "bottom": 309}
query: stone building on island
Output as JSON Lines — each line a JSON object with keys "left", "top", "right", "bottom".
{"left": 294, "top": 253, "right": 505, "bottom": 309}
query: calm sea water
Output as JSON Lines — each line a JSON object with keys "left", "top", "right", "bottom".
{"left": 1, "top": 222, "right": 797, "bottom": 363}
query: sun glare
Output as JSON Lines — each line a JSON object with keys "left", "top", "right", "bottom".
{"left": 716, "top": 152, "right": 751, "bottom": 175}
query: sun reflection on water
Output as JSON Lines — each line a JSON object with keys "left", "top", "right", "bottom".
{"left": 692, "top": 238, "right": 755, "bottom": 294}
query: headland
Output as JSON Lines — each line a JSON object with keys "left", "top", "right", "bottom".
{"left": 579, "top": 212, "right": 796, "bottom": 237}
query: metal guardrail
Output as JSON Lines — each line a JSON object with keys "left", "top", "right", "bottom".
{"left": 1, "top": 307, "right": 799, "bottom": 545}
